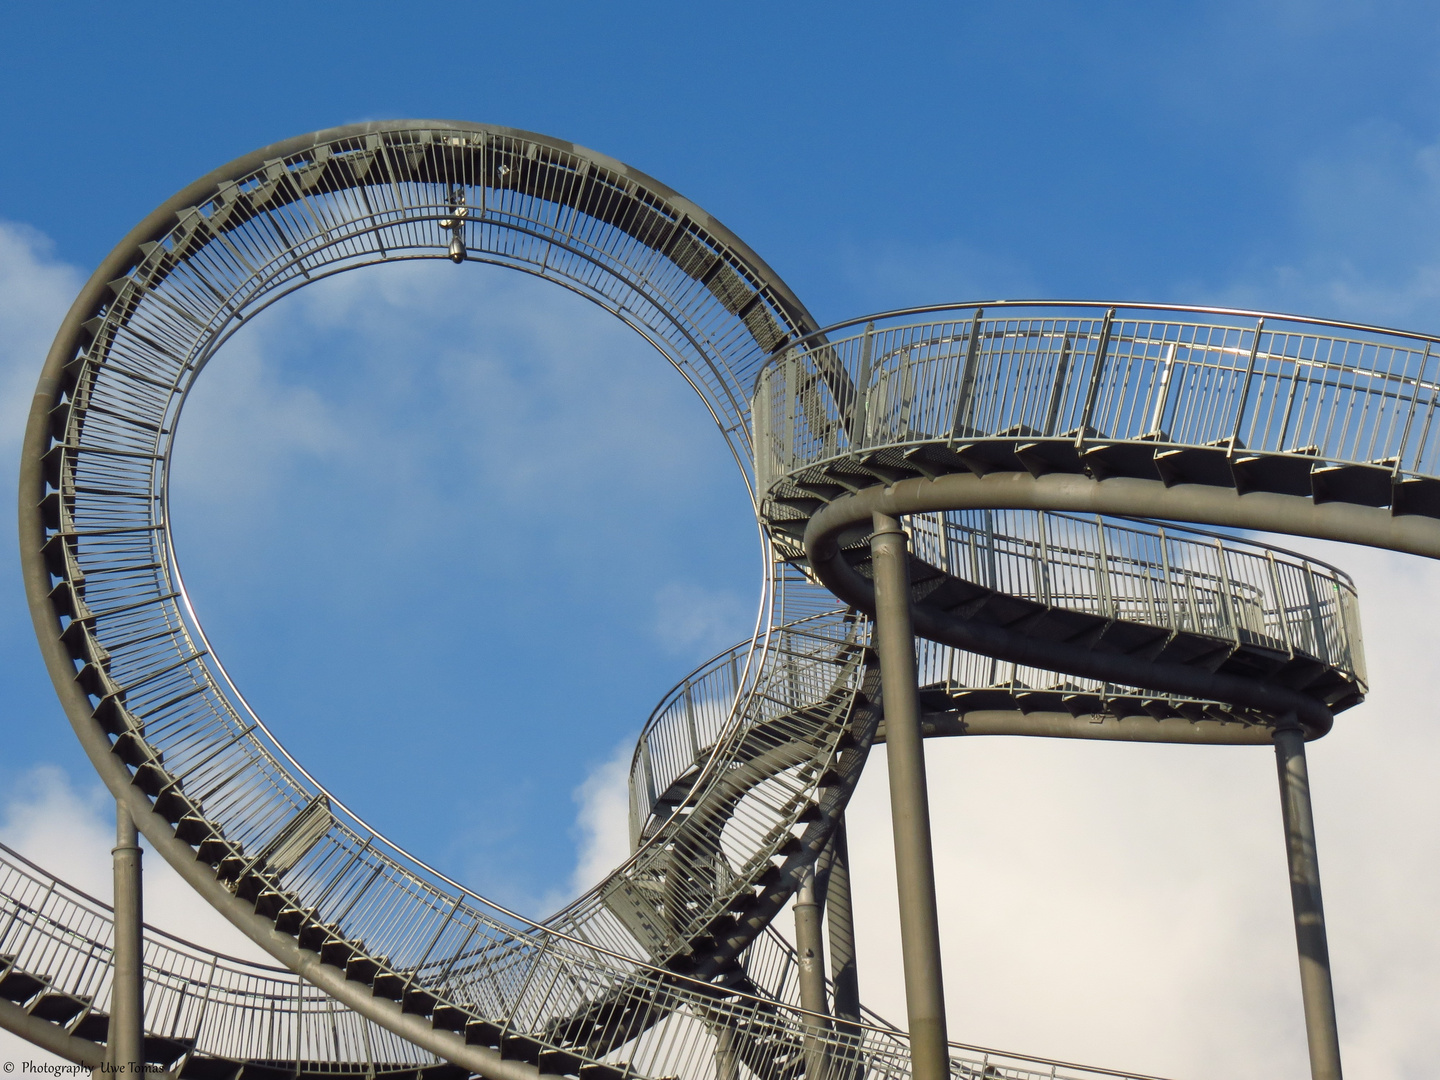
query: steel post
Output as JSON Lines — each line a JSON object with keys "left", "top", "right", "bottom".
{"left": 714, "top": 1023, "right": 739, "bottom": 1080}
{"left": 111, "top": 802, "right": 145, "bottom": 1075}
{"left": 869, "top": 512, "right": 949, "bottom": 1080}
{"left": 822, "top": 819, "right": 861, "bottom": 1025}
{"left": 795, "top": 864, "right": 830, "bottom": 1079}
{"left": 1273, "top": 725, "right": 1343, "bottom": 1080}
{"left": 794, "top": 864, "right": 829, "bottom": 1016}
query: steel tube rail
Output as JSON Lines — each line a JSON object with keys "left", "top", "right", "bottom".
{"left": 820, "top": 821, "right": 860, "bottom": 1027}
{"left": 0, "top": 842, "right": 448, "bottom": 1077}
{"left": 748, "top": 300, "right": 1440, "bottom": 1077}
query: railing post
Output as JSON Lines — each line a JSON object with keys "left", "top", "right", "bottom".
{"left": 1075, "top": 308, "right": 1116, "bottom": 448}
{"left": 1273, "top": 722, "right": 1344, "bottom": 1080}
{"left": 869, "top": 512, "right": 949, "bottom": 1080}
{"left": 947, "top": 309, "right": 985, "bottom": 446}
{"left": 853, "top": 323, "right": 875, "bottom": 447}
{"left": 1392, "top": 339, "right": 1431, "bottom": 477}
{"left": 111, "top": 801, "right": 145, "bottom": 1075}
{"left": 1230, "top": 318, "right": 1266, "bottom": 451}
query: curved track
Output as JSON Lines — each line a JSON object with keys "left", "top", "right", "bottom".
{"left": 10, "top": 124, "right": 1423, "bottom": 1078}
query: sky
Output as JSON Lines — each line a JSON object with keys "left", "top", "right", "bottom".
{"left": 2, "top": 2, "right": 1440, "bottom": 1078}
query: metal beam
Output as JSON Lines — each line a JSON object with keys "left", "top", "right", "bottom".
{"left": 869, "top": 512, "right": 949, "bottom": 1080}
{"left": 794, "top": 863, "right": 830, "bottom": 1080}
{"left": 1273, "top": 725, "right": 1343, "bottom": 1080}
{"left": 804, "top": 470, "right": 1440, "bottom": 568}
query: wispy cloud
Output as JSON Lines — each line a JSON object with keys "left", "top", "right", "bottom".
{"left": 651, "top": 582, "right": 754, "bottom": 657}
{"left": 0, "top": 765, "right": 271, "bottom": 963}
{"left": 569, "top": 740, "right": 634, "bottom": 896}
{"left": 0, "top": 222, "right": 82, "bottom": 453}
{"left": 1198, "top": 122, "right": 1440, "bottom": 333}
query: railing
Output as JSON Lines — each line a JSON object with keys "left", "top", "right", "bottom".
{"left": 21, "top": 121, "right": 931, "bottom": 1080}
{"left": 755, "top": 302, "right": 1440, "bottom": 493}
{"left": 630, "top": 609, "right": 864, "bottom": 849}
{"left": 0, "top": 842, "right": 440, "bottom": 1070}
{"left": 903, "top": 509, "right": 1364, "bottom": 688}
{"left": 0, "top": 843, "right": 1174, "bottom": 1080}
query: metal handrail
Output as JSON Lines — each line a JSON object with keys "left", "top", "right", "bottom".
{"left": 755, "top": 302, "right": 1440, "bottom": 490}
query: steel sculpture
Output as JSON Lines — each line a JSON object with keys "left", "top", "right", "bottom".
{"left": 8, "top": 121, "right": 1425, "bottom": 1080}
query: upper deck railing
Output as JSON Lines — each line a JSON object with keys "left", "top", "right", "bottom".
{"left": 755, "top": 301, "right": 1440, "bottom": 493}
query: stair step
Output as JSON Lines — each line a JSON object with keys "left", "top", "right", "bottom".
{"left": 501, "top": 1033, "right": 542, "bottom": 1063}
{"left": 538, "top": 1048, "right": 584, "bottom": 1076}
{"left": 71, "top": 1010, "right": 109, "bottom": 1042}
{"left": 344, "top": 954, "right": 381, "bottom": 984}
{"left": 0, "top": 968, "right": 46, "bottom": 1004}
{"left": 465, "top": 1019, "right": 502, "bottom": 1047}
{"left": 28, "top": 992, "right": 87, "bottom": 1024}
{"left": 144, "top": 1034, "right": 194, "bottom": 1066}
{"left": 371, "top": 971, "right": 405, "bottom": 1000}
{"left": 430, "top": 1004, "right": 469, "bottom": 1032}
{"left": 178, "top": 1056, "right": 242, "bottom": 1080}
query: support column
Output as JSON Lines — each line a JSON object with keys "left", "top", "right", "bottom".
{"left": 822, "top": 820, "right": 861, "bottom": 1026}
{"left": 795, "top": 864, "right": 830, "bottom": 1080}
{"left": 714, "top": 1022, "right": 739, "bottom": 1080}
{"left": 869, "top": 512, "right": 949, "bottom": 1080}
{"left": 110, "top": 802, "right": 144, "bottom": 1075}
{"left": 794, "top": 864, "right": 829, "bottom": 1015}
{"left": 1273, "top": 725, "right": 1342, "bottom": 1080}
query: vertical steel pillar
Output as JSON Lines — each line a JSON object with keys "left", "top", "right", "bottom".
{"left": 795, "top": 864, "right": 830, "bottom": 1080}
{"left": 110, "top": 802, "right": 145, "bottom": 1075}
{"left": 1274, "top": 725, "right": 1342, "bottom": 1080}
{"left": 714, "top": 1023, "right": 739, "bottom": 1080}
{"left": 822, "top": 819, "right": 862, "bottom": 1026}
{"left": 794, "top": 864, "right": 829, "bottom": 1015}
{"left": 869, "top": 512, "right": 949, "bottom": 1080}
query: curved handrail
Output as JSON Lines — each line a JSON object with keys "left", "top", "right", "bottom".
{"left": 0, "top": 841, "right": 445, "bottom": 1074}
{"left": 754, "top": 301, "right": 1440, "bottom": 493}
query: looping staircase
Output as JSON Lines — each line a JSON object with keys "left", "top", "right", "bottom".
{"left": 17, "top": 125, "right": 1429, "bottom": 1080}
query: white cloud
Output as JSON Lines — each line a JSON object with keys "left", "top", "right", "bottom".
{"left": 0, "top": 222, "right": 81, "bottom": 452}
{"left": 3, "top": 193, "right": 1435, "bottom": 1080}
{"left": 0, "top": 765, "right": 272, "bottom": 963}
{"left": 1201, "top": 123, "right": 1440, "bottom": 333}
{"left": 651, "top": 582, "right": 755, "bottom": 657}
{"left": 569, "top": 741, "right": 635, "bottom": 896}
{"left": 834, "top": 543, "right": 1440, "bottom": 1079}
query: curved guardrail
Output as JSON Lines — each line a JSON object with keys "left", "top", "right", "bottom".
{"left": 0, "top": 841, "right": 451, "bottom": 1076}
{"left": 755, "top": 302, "right": 1440, "bottom": 556}
{"left": 15, "top": 120, "right": 891, "bottom": 1080}
{"left": 0, "top": 845, "right": 1186, "bottom": 1080}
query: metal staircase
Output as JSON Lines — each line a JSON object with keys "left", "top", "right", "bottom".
{"left": 11, "top": 122, "right": 1432, "bottom": 1080}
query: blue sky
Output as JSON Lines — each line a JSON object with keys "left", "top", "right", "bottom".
{"left": 3, "top": 3, "right": 1440, "bottom": 1077}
